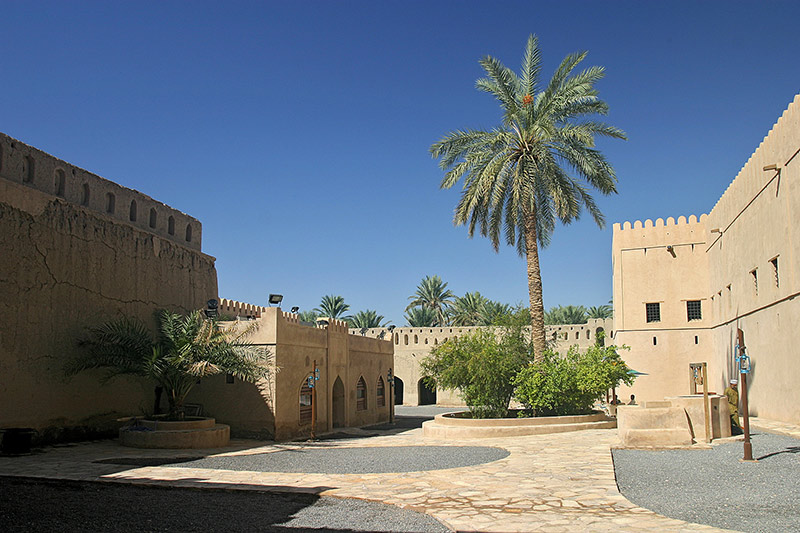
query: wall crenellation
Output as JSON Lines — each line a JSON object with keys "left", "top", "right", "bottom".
{"left": 218, "top": 298, "right": 267, "bottom": 318}
{"left": 0, "top": 132, "right": 202, "bottom": 251}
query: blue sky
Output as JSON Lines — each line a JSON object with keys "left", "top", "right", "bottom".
{"left": 3, "top": 1, "right": 799, "bottom": 325}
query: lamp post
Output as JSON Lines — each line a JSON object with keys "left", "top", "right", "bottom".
{"left": 387, "top": 368, "right": 394, "bottom": 424}
{"left": 307, "top": 360, "right": 320, "bottom": 440}
{"left": 736, "top": 328, "right": 755, "bottom": 462}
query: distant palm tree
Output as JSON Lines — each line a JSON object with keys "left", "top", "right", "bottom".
{"left": 405, "top": 306, "right": 438, "bottom": 327}
{"left": 587, "top": 304, "right": 612, "bottom": 319}
{"left": 449, "top": 292, "right": 489, "bottom": 326}
{"left": 314, "top": 295, "right": 352, "bottom": 321}
{"left": 430, "top": 35, "right": 625, "bottom": 360}
{"left": 544, "top": 305, "right": 588, "bottom": 325}
{"left": 479, "top": 300, "right": 513, "bottom": 325}
{"left": 350, "top": 309, "right": 389, "bottom": 329}
{"left": 297, "top": 310, "right": 320, "bottom": 323}
{"left": 406, "top": 275, "right": 454, "bottom": 326}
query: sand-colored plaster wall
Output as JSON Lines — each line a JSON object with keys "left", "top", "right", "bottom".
{"left": 1, "top": 176, "right": 218, "bottom": 433}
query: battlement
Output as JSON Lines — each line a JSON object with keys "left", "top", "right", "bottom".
{"left": 613, "top": 214, "right": 707, "bottom": 249}
{"left": 218, "top": 298, "right": 267, "bottom": 318}
{"left": 0, "top": 132, "right": 202, "bottom": 251}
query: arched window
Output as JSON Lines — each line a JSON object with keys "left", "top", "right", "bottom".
{"left": 404, "top": 334, "right": 408, "bottom": 345}
{"left": 106, "top": 192, "right": 115, "bottom": 214}
{"left": 149, "top": 208, "right": 157, "bottom": 228}
{"left": 299, "top": 378, "right": 312, "bottom": 424}
{"left": 377, "top": 377, "right": 385, "bottom": 407}
{"left": 23, "top": 155, "right": 35, "bottom": 183}
{"left": 414, "top": 334, "right": 418, "bottom": 344}
{"left": 575, "top": 331, "right": 580, "bottom": 340}
{"left": 129, "top": 200, "right": 137, "bottom": 221}
{"left": 168, "top": 216, "right": 175, "bottom": 235}
{"left": 356, "top": 376, "right": 367, "bottom": 410}
{"left": 0, "top": 143, "right": 4, "bottom": 173}
{"left": 54, "top": 169, "right": 66, "bottom": 197}
{"left": 185, "top": 224, "right": 193, "bottom": 242}
{"left": 81, "top": 183, "right": 90, "bottom": 206}
{"left": 586, "top": 330, "right": 591, "bottom": 340}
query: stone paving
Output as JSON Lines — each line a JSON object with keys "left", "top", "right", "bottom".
{"left": 2, "top": 417, "right": 796, "bottom": 532}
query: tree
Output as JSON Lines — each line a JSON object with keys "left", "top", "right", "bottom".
{"left": 350, "top": 309, "right": 389, "bottom": 329}
{"left": 405, "top": 306, "right": 438, "bottom": 327}
{"left": 449, "top": 291, "right": 489, "bottom": 326}
{"left": 587, "top": 304, "right": 612, "bottom": 319}
{"left": 479, "top": 300, "right": 513, "bottom": 326}
{"left": 406, "top": 275, "right": 454, "bottom": 326}
{"left": 430, "top": 35, "right": 625, "bottom": 360}
{"left": 544, "top": 305, "right": 588, "bottom": 325}
{"left": 67, "top": 310, "right": 273, "bottom": 419}
{"left": 297, "top": 310, "right": 320, "bottom": 323}
{"left": 314, "top": 295, "right": 352, "bottom": 321}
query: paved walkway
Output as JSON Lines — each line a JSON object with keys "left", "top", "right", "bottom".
{"left": 2, "top": 417, "right": 797, "bottom": 532}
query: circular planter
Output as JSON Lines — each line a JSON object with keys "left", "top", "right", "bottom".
{"left": 423, "top": 411, "right": 615, "bottom": 438}
{"left": 119, "top": 417, "right": 230, "bottom": 449}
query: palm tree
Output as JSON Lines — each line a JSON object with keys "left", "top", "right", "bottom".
{"left": 405, "top": 306, "right": 438, "bottom": 327}
{"left": 297, "top": 310, "right": 320, "bottom": 323}
{"left": 406, "top": 275, "right": 455, "bottom": 326}
{"left": 544, "top": 304, "right": 588, "bottom": 325}
{"left": 350, "top": 309, "right": 389, "bottom": 329}
{"left": 449, "top": 292, "right": 489, "bottom": 326}
{"left": 314, "top": 295, "right": 352, "bottom": 321}
{"left": 67, "top": 310, "right": 273, "bottom": 419}
{"left": 587, "top": 304, "right": 612, "bottom": 319}
{"left": 480, "top": 300, "right": 513, "bottom": 325}
{"left": 430, "top": 35, "right": 625, "bottom": 360}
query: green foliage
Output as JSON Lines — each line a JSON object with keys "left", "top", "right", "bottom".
{"left": 587, "top": 305, "right": 613, "bottom": 319}
{"left": 406, "top": 275, "right": 454, "bottom": 326}
{"left": 297, "top": 310, "right": 320, "bottom": 323}
{"left": 544, "top": 305, "right": 588, "bottom": 325}
{"left": 514, "top": 344, "right": 634, "bottom": 416}
{"left": 314, "top": 295, "right": 352, "bottom": 321}
{"left": 479, "top": 300, "right": 513, "bottom": 326}
{"left": 449, "top": 291, "right": 489, "bottom": 326}
{"left": 349, "top": 309, "right": 388, "bottom": 329}
{"left": 405, "top": 305, "right": 438, "bottom": 327}
{"left": 421, "top": 324, "right": 531, "bottom": 418}
{"left": 68, "top": 310, "right": 273, "bottom": 419}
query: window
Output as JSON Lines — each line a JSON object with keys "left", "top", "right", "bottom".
{"left": 751, "top": 269, "right": 758, "bottom": 295}
{"left": 129, "top": 200, "right": 137, "bottom": 222}
{"left": 653, "top": 336, "right": 657, "bottom": 345}
{"left": 149, "top": 208, "right": 157, "bottom": 228}
{"left": 771, "top": 257, "right": 779, "bottom": 288}
{"left": 356, "top": 377, "right": 367, "bottom": 410}
{"left": 645, "top": 302, "right": 661, "bottom": 323}
{"left": 377, "top": 377, "right": 385, "bottom": 407}
{"left": 185, "top": 224, "right": 192, "bottom": 242}
{"left": 168, "top": 216, "right": 175, "bottom": 235}
{"left": 23, "top": 155, "right": 35, "bottom": 183}
{"left": 686, "top": 300, "right": 702, "bottom": 321}
{"left": 54, "top": 169, "right": 65, "bottom": 197}
{"left": 106, "top": 193, "right": 116, "bottom": 214}
{"left": 81, "top": 184, "right": 90, "bottom": 206}
{"left": 299, "top": 380, "right": 312, "bottom": 424}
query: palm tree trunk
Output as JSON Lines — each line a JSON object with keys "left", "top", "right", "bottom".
{"left": 524, "top": 213, "right": 547, "bottom": 362}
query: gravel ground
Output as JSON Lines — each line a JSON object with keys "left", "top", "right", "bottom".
{"left": 156, "top": 445, "right": 509, "bottom": 474}
{"left": 613, "top": 432, "right": 800, "bottom": 533}
{"left": 0, "top": 476, "right": 450, "bottom": 532}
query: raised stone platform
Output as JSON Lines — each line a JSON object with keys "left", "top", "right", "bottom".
{"left": 422, "top": 411, "right": 616, "bottom": 438}
{"left": 119, "top": 417, "right": 230, "bottom": 449}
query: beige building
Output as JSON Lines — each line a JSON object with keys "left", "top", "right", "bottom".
{"left": 353, "top": 318, "right": 613, "bottom": 407}
{"left": 0, "top": 133, "right": 391, "bottom": 442}
{"left": 613, "top": 94, "right": 800, "bottom": 425}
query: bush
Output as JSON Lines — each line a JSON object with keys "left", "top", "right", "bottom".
{"left": 421, "top": 324, "right": 531, "bottom": 418}
{"left": 514, "top": 344, "right": 634, "bottom": 416}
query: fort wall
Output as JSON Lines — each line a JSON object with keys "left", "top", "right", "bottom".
{"left": 0, "top": 132, "right": 202, "bottom": 251}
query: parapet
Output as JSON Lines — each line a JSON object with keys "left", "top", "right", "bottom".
{"left": 0, "top": 132, "right": 202, "bottom": 251}
{"left": 612, "top": 214, "right": 708, "bottom": 249}
{"left": 219, "top": 298, "right": 268, "bottom": 318}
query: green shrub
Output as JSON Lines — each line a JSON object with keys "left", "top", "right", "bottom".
{"left": 514, "top": 344, "right": 634, "bottom": 416}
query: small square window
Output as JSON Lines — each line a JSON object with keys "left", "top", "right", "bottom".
{"left": 687, "top": 300, "right": 702, "bottom": 321}
{"left": 645, "top": 303, "right": 661, "bottom": 323}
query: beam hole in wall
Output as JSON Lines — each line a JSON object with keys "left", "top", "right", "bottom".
{"left": 129, "top": 200, "right": 137, "bottom": 222}
{"left": 149, "top": 208, "right": 157, "bottom": 228}
{"left": 23, "top": 155, "right": 35, "bottom": 183}
{"left": 168, "top": 216, "right": 175, "bottom": 235}
{"left": 81, "top": 183, "right": 90, "bottom": 206}
{"left": 106, "top": 193, "right": 115, "bottom": 214}
{"left": 695, "top": 336, "right": 699, "bottom": 345}
{"left": 185, "top": 224, "right": 192, "bottom": 242}
{"left": 54, "top": 169, "right": 65, "bottom": 197}
{"left": 653, "top": 336, "right": 657, "bottom": 346}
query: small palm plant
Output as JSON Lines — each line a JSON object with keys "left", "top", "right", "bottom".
{"left": 67, "top": 310, "right": 273, "bottom": 420}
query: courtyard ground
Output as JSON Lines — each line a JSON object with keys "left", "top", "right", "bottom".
{"left": 1, "top": 407, "right": 798, "bottom": 532}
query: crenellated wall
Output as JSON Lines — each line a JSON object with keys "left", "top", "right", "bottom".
{"left": 218, "top": 298, "right": 269, "bottom": 319}
{"left": 0, "top": 132, "right": 202, "bottom": 251}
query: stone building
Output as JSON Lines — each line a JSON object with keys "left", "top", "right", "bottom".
{"left": 613, "top": 94, "right": 800, "bottom": 424}
{"left": 0, "top": 133, "right": 391, "bottom": 441}
{"left": 352, "top": 318, "right": 613, "bottom": 407}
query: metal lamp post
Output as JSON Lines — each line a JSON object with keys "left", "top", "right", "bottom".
{"left": 387, "top": 368, "right": 394, "bottom": 424}
{"left": 736, "top": 329, "right": 755, "bottom": 462}
{"left": 307, "top": 360, "right": 320, "bottom": 440}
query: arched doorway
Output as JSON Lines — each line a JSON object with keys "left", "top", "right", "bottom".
{"left": 418, "top": 378, "right": 437, "bottom": 405}
{"left": 394, "top": 377, "right": 404, "bottom": 405}
{"left": 331, "top": 376, "right": 345, "bottom": 428}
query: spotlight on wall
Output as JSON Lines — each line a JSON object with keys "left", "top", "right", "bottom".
{"left": 763, "top": 164, "right": 779, "bottom": 172}
{"left": 710, "top": 228, "right": 722, "bottom": 234}
{"left": 387, "top": 325, "right": 396, "bottom": 332}
{"left": 268, "top": 294, "right": 283, "bottom": 306}
{"left": 205, "top": 299, "right": 219, "bottom": 319}
{"left": 290, "top": 306, "right": 300, "bottom": 313}
{"left": 316, "top": 318, "right": 329, "bottom": 327}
